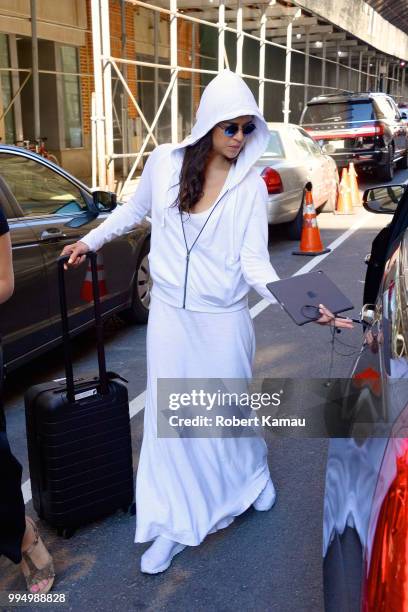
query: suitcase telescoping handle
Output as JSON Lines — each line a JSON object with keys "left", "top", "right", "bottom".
{"left": 57, "top": 252, "right": 109, "bottom": 403}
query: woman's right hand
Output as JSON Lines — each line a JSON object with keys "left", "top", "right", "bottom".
{"left": 60, "top": 241, "right": 90, "bottom": 270}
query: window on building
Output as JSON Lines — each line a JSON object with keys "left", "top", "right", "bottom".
{"left": 59, "top": 45, "right": 83, "bottom": 148}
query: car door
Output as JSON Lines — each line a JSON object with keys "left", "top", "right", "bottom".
{"left": 300, "top": 129, "right": 333, "bottom": 205}
{"left": 0, "top": 168, "right": 51, "bottom": 368}
{"left": 289, "top": 126, "right": 325, "bottom": 206}
{"left": 386, "top": 97, "right": 406, "bottom": 156}
{"left": 380, "top": 234, "right": 408, "bottom": 424}
{"left": 0, "top": 151, "right": 137, "bottom": 345}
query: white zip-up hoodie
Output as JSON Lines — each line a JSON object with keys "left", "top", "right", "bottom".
{"left": 81, "top": 69, "right": 279, "bottom": 313}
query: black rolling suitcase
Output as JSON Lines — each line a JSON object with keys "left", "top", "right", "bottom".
{"left": 25, "top": 252, "right": 134, "bottom": 538}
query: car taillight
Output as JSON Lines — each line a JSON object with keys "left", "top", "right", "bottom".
{"left": 360, "top": 123, "right": 385, "bottom": 137}
{"left": 261, "top": 167, "right": 283, "bottom": 194}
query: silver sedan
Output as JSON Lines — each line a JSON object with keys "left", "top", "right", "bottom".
{"left": 254, "top": 122, "right": 339, "bottom": 239}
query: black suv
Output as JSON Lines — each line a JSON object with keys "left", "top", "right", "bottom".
{"left": 300, "top": 92, "right": 408, "bottom": 181}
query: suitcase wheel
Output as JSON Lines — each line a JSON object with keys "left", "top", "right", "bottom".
{"left": 57, "top": 527, "right": 76, "bottom": 539}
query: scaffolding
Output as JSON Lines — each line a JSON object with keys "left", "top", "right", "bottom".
{"left": 89, "top": 0, "right": 408, "bottom": 194}
{"left": 0, "top": 0, "right": 407, "bottom": 191}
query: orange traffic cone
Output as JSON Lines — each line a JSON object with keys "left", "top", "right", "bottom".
{"left": 80, "top": 252, "right": 107, "bottom": 302}
{"left": 336, "top": 168, "right": 354, "bottom": 214}
{"left": 348, "top": 162, "right": 362, "bottom": 207}
{"left": 293, "top": 185, "right": 331, "bottom": 256}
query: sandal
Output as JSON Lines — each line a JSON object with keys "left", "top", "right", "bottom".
{"left": 20, "top": 517, "right": 55, "bottom": 594}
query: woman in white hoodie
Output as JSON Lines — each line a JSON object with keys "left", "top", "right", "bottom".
{"left": 62, "top": 70, "right": 351, "bottom": 574}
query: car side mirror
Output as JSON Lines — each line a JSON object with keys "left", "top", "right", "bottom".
{"left": 401, "top": 112, "right": 407, "bottom": 119}
{"left": 362, "top": 184, "right": 405, "bottom": 214}
{"left": 91, "top": 190, "right": 117, "bottom": 214}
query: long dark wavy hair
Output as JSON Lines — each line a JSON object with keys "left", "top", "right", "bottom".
{"left": 171, "top": 130, "right": 214, "bottom": 214}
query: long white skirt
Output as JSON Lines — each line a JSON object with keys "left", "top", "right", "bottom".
{"left": 135, "top": 294, "right": 270, "bottom": 546}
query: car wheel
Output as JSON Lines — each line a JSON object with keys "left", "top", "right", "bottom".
{"left": 397, "top": 144, "right": 408, "bottom": 169}
{"left": 378, "top": 144, "right": 395, "bottom": 181}
{"left": 120, "top": 239, "right": 151, "bottom": 324}
{"left": 286, "top": 193, "right": 304, "bottom": 241}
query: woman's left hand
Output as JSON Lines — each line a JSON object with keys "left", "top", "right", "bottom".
{"left": 315, "top": 304, "right": 354, "bottom": 329}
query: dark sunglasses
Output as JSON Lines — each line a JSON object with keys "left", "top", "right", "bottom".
{"left": 218, "top": 121, "right": 256, "bottom": 137}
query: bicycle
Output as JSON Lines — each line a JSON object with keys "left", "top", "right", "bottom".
{"left": 14, "top": 137, "right": 60, "bottom": 166}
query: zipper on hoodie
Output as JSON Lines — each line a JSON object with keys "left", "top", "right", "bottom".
{"left": 180, "top": 189, "right": 230, "bottom": 309}
{"left": 182, "top": 252, "right": 190, "bottom": 308}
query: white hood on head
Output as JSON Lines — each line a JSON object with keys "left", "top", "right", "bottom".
{"left": 170, "top": 69, "right": 270, "bottom": 188}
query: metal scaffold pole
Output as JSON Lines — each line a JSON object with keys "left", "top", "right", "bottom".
{"left": 30, "top": 0, "right": 40, "bottom": 141}
{"left": 218, "top": 0, "right": 225, "bottom": 73}
{"left": 321, "top": 36, "right": 327, "bottom": 93}
{"left": 304, "top": 27, "right": 310, "bottom": 106}
{"left": 191, "top": 22, "right": 196, "bottom": 127}
{"left": 121, "top": 0, "right": 129, "bottom": 176}
{"left": 236, "top": 0, "right": 243, "bottom": 75}
{"left": 335, "top": 42, "right": 340, "bottom": 89}
{"left": 347, "top": 50, "right": 352, "bottom": 91}
{"left": 283, "top": 19, "right": 292, "bottom": 123}
{"left": 358, "top": 51, "right": 363, "bottom": 91}
{"left": 101, "top": 0, "right": 115, "bottom": 191}
{"left": 91, "top": 92, "right": 97, "bottom": 189}
{"left": 170, "top": 0, "right": 178, "bottom": 144}
{"left": 258, "top": 9, "right": 266, "bottom": 114}
{"left": 366, "top": 55, "right": 371, "bottom": 90}
{"left": 91, "top": 0, "right": 106, "bottom": 189}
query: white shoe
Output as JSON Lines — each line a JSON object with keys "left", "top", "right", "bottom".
{"left": 253, "top": 478, "right": 276, "bottom": 511}
{"left": 140, "top": 536, "right": 186, "bottom": 574}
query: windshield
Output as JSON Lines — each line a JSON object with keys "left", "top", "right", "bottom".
{"left": 302, "top": 101, "right": 375, "bottom": 125}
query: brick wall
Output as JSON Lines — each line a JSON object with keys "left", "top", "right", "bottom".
{"left": 79, "top": 0, "right": 201, "bottom": 138}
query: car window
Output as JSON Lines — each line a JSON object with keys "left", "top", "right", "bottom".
{"left": 387, "top": 98, "right": 400, "bottom": 119}
{"left": 263, "top": 130, "right": 285, "bottom": 158}
{"left": 302, "top": 101, "right": 375, "bottom": 125}
{"left": 0, "top": 153, "right": 87, "bottom": 217}
{"left": 287, "top": 127, "right": 314, "bottom": 159}
{"left": 298, "top": 129, "right": 322, "bottom": 156}
{"left": 375, "top": 97, "right": 395, "bottom": 119}
{"left": 0, "top": 175, "right": 18, "bottom": 219}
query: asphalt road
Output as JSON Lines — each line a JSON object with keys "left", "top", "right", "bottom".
{"left": 0, "top": 167, "right": 404, "bottom": 612}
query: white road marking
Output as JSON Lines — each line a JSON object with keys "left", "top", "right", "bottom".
{"left": 22, "top": 479, "right": 32, "bottom": 505}
{"left": 129, "top": 390, "right": 146, "bottom": 419}
{"left": 21, "top": 213, "right": 367, "bottom": 506}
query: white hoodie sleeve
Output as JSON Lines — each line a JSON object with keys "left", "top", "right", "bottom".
{"left": 240, "top": 177, "right": 280, "bottom": 302}
{"left": 80, "top": 148, "right": 157, "bottom": 252}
